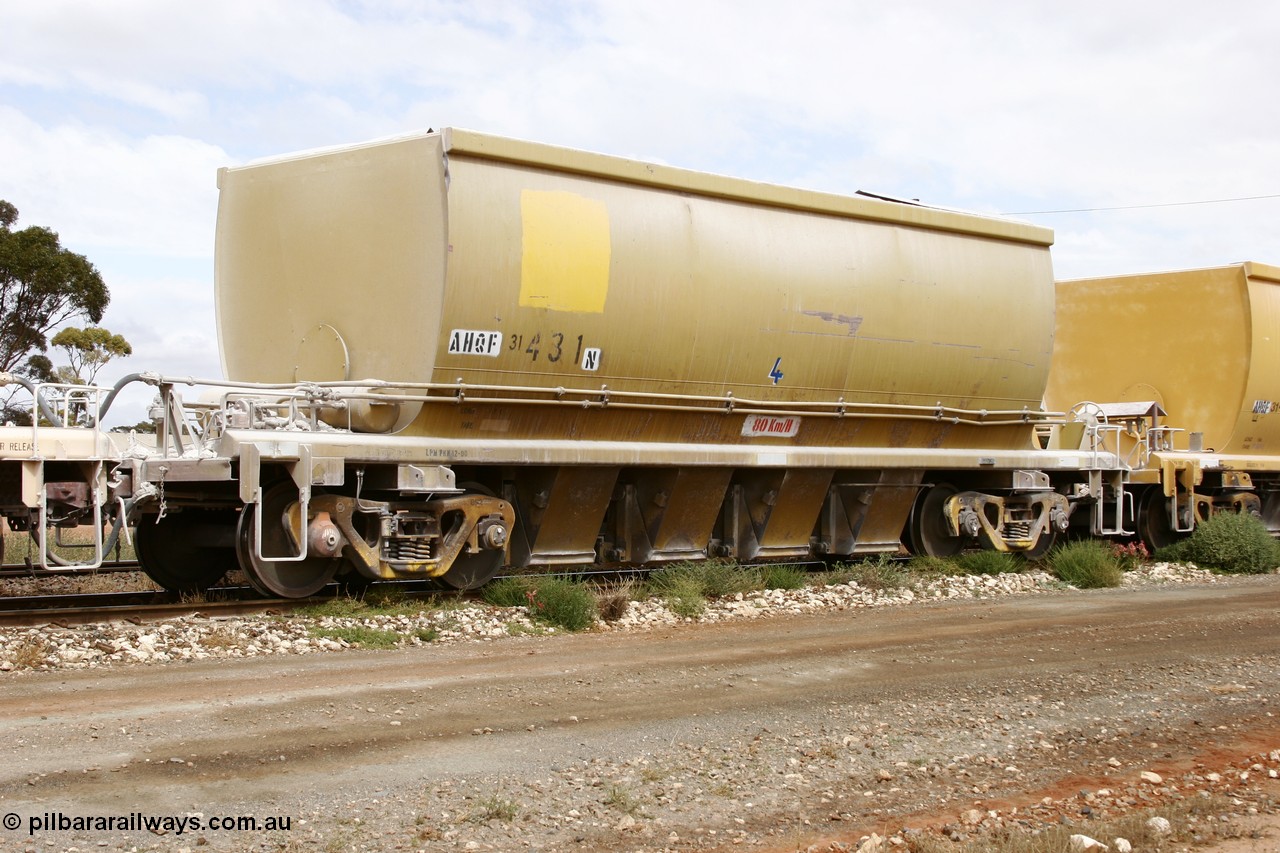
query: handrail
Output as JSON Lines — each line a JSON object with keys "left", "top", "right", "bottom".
{"left": 146, "top": 374, "right": 1064, "bottom": 428}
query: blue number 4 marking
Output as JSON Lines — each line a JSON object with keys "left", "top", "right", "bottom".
{"left": 769, "top": 357, "right": 784, "bottom": 385}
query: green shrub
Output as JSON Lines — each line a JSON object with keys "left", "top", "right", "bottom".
{"left": 954, "top": 550, "right": 1022, "bottom": 576}
{"left": 1154, "top": 538, "right": 1187, "bottom": 563}
{"left": 760, "top": 563, "right": 809, "bottom": 590}
{"left": 1157, "top": 512, "right": 1280, "bottom": 574}
{"left": 1049, "top": 540, "right": 1123, "bottom": 588}
{"left": 1155, "top": 539, "right": 1186, "bottom": 563}
{"left": 523, "top": 577, "right": 598, "bottom": 632}
{"left": 482, "top": 576, "right": 533, "bottom": 608}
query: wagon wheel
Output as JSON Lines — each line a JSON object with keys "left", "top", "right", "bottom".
{"left": 236, "top": 482, "right": 340, "bottom": 598}
{"left": 1019, "top": 527, "right": 1058, "bottom": 562}
{"left": 905, "top": 483, "right": 964, "bottom": 558}
{"left": 438, "top": 482, "right": 507, "bottom": 591}
{"left": 1136, "top": 487, "right": 1180, "bottom": 553}
{"left": 135, "top": 511, "right": 235, "bottom": 593}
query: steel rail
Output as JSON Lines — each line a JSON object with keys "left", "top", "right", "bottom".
{"left": 0, "top": 562, "right": 831, "bottom": 626}
{"left": 0, "top": 560, "right": 142, "bottom": 579}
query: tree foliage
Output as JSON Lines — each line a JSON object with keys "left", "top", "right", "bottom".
{"left": 49, "top": 326, "right": 133, "bottom": 385}
{"left": 0, "top": 200, "right": 109, "bottom": 375}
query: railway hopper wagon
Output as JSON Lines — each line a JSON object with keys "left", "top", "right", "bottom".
{"left": 0, "top": 129, "right": 1122, "bottom": 596}
{"left": 1044, "top": 262, "right": 1280, "bottom": 550}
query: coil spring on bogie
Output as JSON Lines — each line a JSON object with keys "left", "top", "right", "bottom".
{"left": 383, "top": 538, "right": 435, "bottom": 562}
{"left": 1004, "top": 521, "right": 1031, "bottom": 540}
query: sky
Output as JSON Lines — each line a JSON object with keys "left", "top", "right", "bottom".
{"left": 2, "top": 0, "right": 1278, "bottom": 424}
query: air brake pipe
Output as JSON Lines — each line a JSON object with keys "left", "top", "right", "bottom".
{"left": 0, "top": 372, "right": 64, "bottom": 428}
{"left": 91, "top": 372, "right": 159, "bottom": 425}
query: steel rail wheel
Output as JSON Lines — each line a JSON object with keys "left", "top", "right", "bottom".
{"left": 439, "top": 548, "right": 503, "bottom": 590}
{"left": 1136, "top": 486, "right": 1180, "bottom": 553}
{"left": 134, "top": 511, "right": 235, "bottom": 593}
{"left": 1020, "top": 527, "right": 1058, "bottom": 561}
{"left": 438, "top": 483, "right": 506, "bottom": 591}
{"left": 906, "top": 483, "right": 964, "bottom": 558}
{"left": 236, "top": 482, "right": 340, "bottom": 598}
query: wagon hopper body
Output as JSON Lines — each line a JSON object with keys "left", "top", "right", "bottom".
{"left": 1044, "top": 262, "right": 1280, "bottom": 548}
{"left": 0, "top": 129, "right": 1123, "bottom": 596}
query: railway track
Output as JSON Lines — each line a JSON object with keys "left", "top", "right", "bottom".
{"left": 0, "top": 559, "right": 143, "bottom": 579}
{"left": 0, "top": 587, "right": 304, "bottom": 628}
{"left": 0, "top": 562, "right": 824, "bottom": 629}
{"left": 0, "top": 579, "right": 463, "bottom": 628}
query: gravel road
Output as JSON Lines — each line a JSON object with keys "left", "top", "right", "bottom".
{"left": 1, "top": 575, "right": 1278, "bottom": 853}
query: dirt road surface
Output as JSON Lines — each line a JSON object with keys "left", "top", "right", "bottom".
{"left": 1, "top": 577, "right": 1279, "bottom": 852}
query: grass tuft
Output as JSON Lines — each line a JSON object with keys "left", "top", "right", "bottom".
{"left": 645, "top": 560, "right": 762, "bottom": 616}
{"left": 602, "top": 784, "right": 644, "bottom": 815}
{"left": 656, "top": 574, "right": 707, "bottom": 618}
{"left": 481, "top": 577, "right": 532, "bottom": 608}
{"left": 953, "top": 550, "right": 1022, "bottom": 576}
{"left": 695, "top": 560, "right": 765, "bottom": 596}
{"left": 594, "top": 581, "right": 636, "bottom": 622}
{"left": 760, "top": 563, "right": 810, "bottom": 590}
{"left": 200, "top": 626, "right": 241, "bottom": 649}
{"left": 839, "top": 555, "right": 909, "bottom": 591}
{"left": 307, "top": 625, "right": 402, "bottom": 649}
{"left": 483, "top": 576, "right": 598, "bottom": 631}
{"left": 1048, "top": 539, "right": 1123, "bottom": 588}
{"left": 524, "top": 577, "right": 598, "bottom": 631}
{"left": 296, "top": 597, "right": 369, "bottom": 618}
{"left": 467, "top": 795, "right": 518, "bottom": 823}
{"left": 8, "top": 637, "right": 53, "bottom": 669}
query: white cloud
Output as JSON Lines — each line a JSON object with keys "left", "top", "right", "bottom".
{"left": 1, "top": 0, "right": 1278, "bottom": 411}
{"left": 0, "top": 108, "right": 225, "bottom": 257}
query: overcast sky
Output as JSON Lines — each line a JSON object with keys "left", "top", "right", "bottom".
{"left": 2, "top": 1, "right": 1278, "bottom": 423}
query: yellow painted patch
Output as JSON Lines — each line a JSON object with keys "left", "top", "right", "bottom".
{"left": 520, "top": 190, "right": 610, "bottom": 313}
